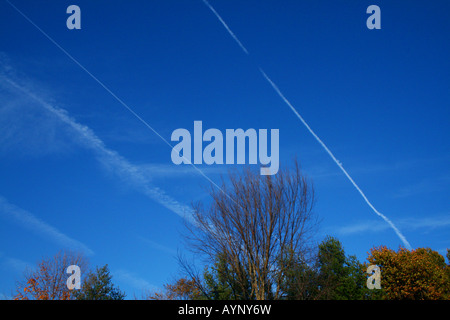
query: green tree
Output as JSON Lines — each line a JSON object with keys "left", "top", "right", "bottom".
{"left": 197, "top": 236, "right": 381, "bottom": 300}
{"left": 75, "top": 264, "right": 125, "bottom": 300}
{"left": 344, "top": 255, "right": 382, "bottom": 300}
{"left": 446, "top": 249, "right": 450, "bottom": 286}
{"left": 279, "top": 251, "right": 318, "bottom": 300}
{"left": 202, "top": 252, "right": 252, "bottom": 300}
{"left": 313, "top": 236, "right": 379, "bottom": 300}
{"left": 316, "top": 236, "right": 347, "bottom": 299}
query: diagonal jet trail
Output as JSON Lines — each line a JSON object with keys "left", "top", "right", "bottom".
{"left": 5, "top": 0, "right": 237, "bottom": 211}
{"left": 1, "top": 75, "right": 194, "bottom": 221}
{"left": 202, "top": 0, "right": 250, "bottom": 55}
{"left": 202, "top": 0, "right": 412, "bottom": 249}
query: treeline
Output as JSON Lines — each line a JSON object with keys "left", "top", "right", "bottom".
{"left": 11, "top": 241, "right": 450, "bottom": 300}
{"left": 148, "top": 238, "right": 450, "bottom": 300}
{"left": 10, "top": 161, "right": 450, "bottom": 300}
{"left": 148, "top": 161, "right": 449, "bottom": 300}
{"left": 13, "top": 251, "right": 125, "bottom": 300}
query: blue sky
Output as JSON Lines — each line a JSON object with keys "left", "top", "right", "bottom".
{"left": 0, "top": 0, "right": 449, "bottom": 299}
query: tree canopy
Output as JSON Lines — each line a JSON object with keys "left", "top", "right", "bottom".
{"left": 74, "top": 264, "right": 125, "bottom": 300}
{"left": 367, "top": 246, "right": 450, "bottom": 300}
{"left": 14, "top": 251, "right": 125, "bottom": 300}
{"left": 183, "top": 161, "right": 318, "bottom": 300}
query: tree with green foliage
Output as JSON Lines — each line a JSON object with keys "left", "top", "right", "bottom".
{"left": 316, "top": 236, "right": 382, "bottom": 300}
{"left": 75, "top": 264, "right": 125, "bottom": 300}
{"left": 202, "top": 252, "right": 252, "bottom": 300}
{"left": 279, "top": 251, "right": 318, "bottom": 300}
{"left": 316, "top": 236, "right": 347, "bottom": 299}
{"left": 279, "top": 236, "right": 381, "bottom": 300}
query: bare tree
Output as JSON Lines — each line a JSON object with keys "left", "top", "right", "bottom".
{"left": 182, "top": 160, "right": 318, "bottom": 300}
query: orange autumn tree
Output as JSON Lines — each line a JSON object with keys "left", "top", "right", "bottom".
{"left": 146, "top": 278, "right": 202, "bottom": 300}
{"left": 367, "top": 246, "right": 450, "bottom": 300}
{"left": 14, "top": 250, "right": 89, "bottom": 300}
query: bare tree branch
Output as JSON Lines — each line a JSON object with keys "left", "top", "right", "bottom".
{"left": 181, "top": 160, "right": 318, "bottom": 300}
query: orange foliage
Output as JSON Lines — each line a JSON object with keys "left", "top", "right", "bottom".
{"left": 367, "top": 246, "right": 450, "bottom": 300}
{"left": 14, "top": 251, "right": 87, "bottom": 300}
{"left": 147, "top": 278, "right": 202, "bottom": 300}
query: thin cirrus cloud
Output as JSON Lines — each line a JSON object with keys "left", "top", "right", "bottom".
{"left": 136, "top": 236, "right": 177, "bottom": 256}
{"left": 393, "top": 175, "right": 450, "bottom": 199}
{"left": 0, "top": 196, "right": 94, "bottom": 256}
{"left": 113, "top": 269, "right": 159, "bottom": 295}
{"left": 0, "top": 85, "right": 74, "bottom": 157}
{"left": 332, "top": 215, "right": 450, "bottom": 237}
{"left": 0, "top": 73, "right": 194, "bottom": 222}
{"left": 0, "top": 251, "right": 30, "bottom": 274}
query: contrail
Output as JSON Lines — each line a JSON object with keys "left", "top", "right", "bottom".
{"left": 1, "top": 75, "right": 194, "bottom": 221}
{"left": 202, "top": 0, "right": 249, "bottom": 55}
{"left": 0, "top": 196, "right": 94, "bottom": 256}
{"left": 259, "top": 69, "right": 412, "bottom": 249}
{"left": 202, "top": 0, "right": 412, "bottom": 249}
{"left": 5, "top": 0, "right": 237, "bottom": 210}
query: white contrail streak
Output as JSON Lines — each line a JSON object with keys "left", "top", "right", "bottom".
{"left": 202, "top": 1, "right": 412, "bottom": 249}
{"left": 0, "top": 196, "right": 94, "bottom": 256}
{"left": 202, "top": 0, "right": 250, "bottom": 55}
{"left": 259, "top": 69, "right": 412, "bottom": 249}
{"left": 5, "top": 0, "right": 236, "bottom": 208}
{"left": 1, "top": 75, "right": 193, "bottom": 221}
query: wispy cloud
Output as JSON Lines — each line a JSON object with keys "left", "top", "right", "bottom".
{"left": 398, "top": 215, "right": 450, "bottom": 231}
{"left": 393, "top": 175, "right": 450, "bottom": 198}
{"left": 305, "top": 157, "right": 444, "bottom": 181}
{"left": 138, "top": 163, "right": 228, "bottom": 180}
{"left": 331, "top": 214, "right": 450, "bottom": 237}
{"left": 0, "top": 73, "right": 194, "bottom": 221}
{"left": 0, "top": 252, "right": 30, "bottom": 274}
{"left": 331, "top": 220, "right": 388, "bottom": 236}
{"left": 0, "top": 292, "right": 13, "bottom": 300}
{"left": 137, "top": 236, "right": 177, "bottom": 256}
{"left": 0, "top": 89, "right": 74, "bottom": 157}
{"left": 113, "top": 269, "right": 159, "bottom": 295}
{"left": 4, "top": 2, "right": 231, "bottom": 208}
{"left": 0, "top": 196, "right": 94, "bottom": 256}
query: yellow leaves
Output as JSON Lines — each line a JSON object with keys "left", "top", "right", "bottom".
{"left": 147, "top": 277, "right": 202, "bottom": 300}
{"left": 367, "top": 246, "right": 449, "bottom": 300}
{"left": 14, "top": 251, "right": 88, "bottom": 300}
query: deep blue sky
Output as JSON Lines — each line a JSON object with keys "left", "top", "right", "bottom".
{"left": 0, "top": 0, "right": 449, "bottom": 299}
